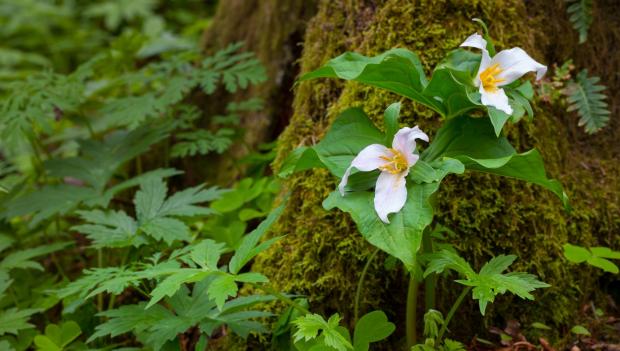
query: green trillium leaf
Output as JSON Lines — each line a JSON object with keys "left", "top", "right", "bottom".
{"left": 422, "top": 115, "right": 569, "bottom": 208}
{"left": 299, "top": 49, "right": 444, "bottom": 115}
{"left": 323, "top": 182, "right": 438, "bottom": 271}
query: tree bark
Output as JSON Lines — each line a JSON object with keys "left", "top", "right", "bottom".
{"left": 249, "top": 0, "right": 620, "bottom": 345}
{"left": 198, "top": 0, "right": 317, "bottom": 184}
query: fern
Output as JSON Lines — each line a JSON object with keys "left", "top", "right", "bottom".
{"left": 171, "top": 129, "right": 235, "bottom": 158}
{"left": 565, "top": 0, "right": 593, "bottom": 44}
{"left": 564, "top": 69, "right": 610, "bottom": 134}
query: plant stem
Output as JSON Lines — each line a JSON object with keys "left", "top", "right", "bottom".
{"left": 422, "top": 230, "right": 436, "bottom": 310}
{"left": 406, "top": 273, "right": 419, "bottom": 348}
{"left": 436, "top": 286, "right": 472, "bottom": 342}
{"left": 354, "top": 248, "right": 379, "bottom": 323}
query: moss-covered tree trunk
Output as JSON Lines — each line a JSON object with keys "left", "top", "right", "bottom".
{"left": 197, "top": 0, "right": 317, "bottom": 184}
{"left": 249, "top": 0, "right": 619, "bottom": 345}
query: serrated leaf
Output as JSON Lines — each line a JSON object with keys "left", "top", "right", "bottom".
{"left": 228, "top": 201, "right": 285, "bottom": 274}
{"left": 0, "top": 308, "right": 39, "bottom": 336}
{"left": 208, "top": 275, "right": 238, "bottom": 310}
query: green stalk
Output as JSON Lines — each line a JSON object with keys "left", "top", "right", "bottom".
{"left": 354, "top": 248, "right": 379, "bottom": 323}
{"left": 258, "top": 284, "right": 311, "bottom": 316}
{"left": 422, "top": 230, "right": 436, "bottom": 310}
{"left": 406, "top": 273, "right": 419, "bottom": 348}
{"left": 436, "top": 286, "right": 472, "bottom": 342}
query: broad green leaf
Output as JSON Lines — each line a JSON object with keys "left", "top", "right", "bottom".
{"left": 278, "top": 146, "right": 323, "bottom": 178}
{"left": 531, "top": 322, "right": 552, "bottom": 330}
{"left": 586, "top": 256, "right": 618, "bottom": 273}
{"left": 570, "top": 325, "right": 591, "bottom": 336}
{"left": 590, "top": 247, "right": 620, "bottom": 259}
{"left": 353, "top": 311, "right": 395, "bottom": 351}
{"left": 383, "top": 102, "right": 401, "bottom": 144}
{"left": 409, "top": 158, "right": 465, "bottom": 184}
{"left": 229, "top": 201, "right": 286, "bottom": 274}
{"left": 313, "top": 108, "right": 385, "bottom": 177}
{"left": 35, "top": 321, "right": 81, "bottom": 350}
{"left": 422, "top": 115, "right": 568, "bottom": 208}
{"left": 563, "top": 243, "right": 591, "bottom": 263}
{"left": 300, "top": 49, "right": 442, "bottom": 114}
{"left": 323, "top": 182, "right": 438, "bottom": 271}
{"left": 488, "top": 107, "right": 511, "bottom": 137}
{"left": 422, "top": 115, "right": 514, "bottom": 163}
{"left": 422, "top": 67, "right": 480, "bottom": 118}
{"left": 436, "top": 49, "right": 481, "bottom": 73}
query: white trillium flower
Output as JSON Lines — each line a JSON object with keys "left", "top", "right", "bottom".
{"left": 339, "top": 127, "right": 429, "bottom": 224}
{"left": 460, "top": 33, "right": 547, "bottom": 115}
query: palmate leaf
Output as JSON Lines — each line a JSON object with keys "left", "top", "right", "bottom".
{"left": 293, "top": 314, "right": 353, "bottom": 351}
{"left": 0, "top": 242, "right": 71, "bottom": 271}
{"left": 74, "top": 177, "right": 223, "bottom": 248}
{"left": 565, "top": 0, "right": 593, "bottom": 44}
{"left": 564, "top": 69, "right": 610, "bottom": 134}
{"left": 425, "top": 250, "right": 549, "bottom": 315}
{"left": 0, "top": 308, "right": 40, "bottom": 336}
{"left": 90, "top": 281, "right": 273, "bottom": 350}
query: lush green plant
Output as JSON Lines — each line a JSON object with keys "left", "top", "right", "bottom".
{"left": 563, "top": 243, "right": 620, "bottom": 273}
{"left": 565, "top": 0, "right": 593, "bottom": 44}
{"left": 283, "top": 22, "right": 563, "bottom": 349}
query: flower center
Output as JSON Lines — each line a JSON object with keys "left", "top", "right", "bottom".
{"left": 379, "top": 148, "right": 408, "bottom": 174}
{"left": 479, "top": 63, "right": 505, "bottom": 92}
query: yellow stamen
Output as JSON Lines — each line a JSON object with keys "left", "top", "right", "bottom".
{"left": 379, "top": 148, "right": 408, "bottom": 174}
{"left": 479, "top": 63, "right": 505, "bottom": 92}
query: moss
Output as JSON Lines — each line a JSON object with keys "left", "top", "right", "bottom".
{"left": 252, "top": 0, "right": 619, "bottom": 346}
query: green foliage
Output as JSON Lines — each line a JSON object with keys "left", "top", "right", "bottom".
{"left": 565, "top": 0, "right": 593, "bottom": 44}
{"left": 563, "top": 243, "right": 620, "bottom": 273}
{"left": 33, "top": 321, "right": 81, "bottom": 351}
{"left": 293, "top": 314, "right": 353, "bottom": 351}
{"left": 563, "top": 69, "right": 610, "bottom": 134}
{"left": 424, "top": 250, "right": 550, "bottom": 315}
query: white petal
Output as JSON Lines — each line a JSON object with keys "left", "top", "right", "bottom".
{"left": 474, "top": 48, "right": 493, "bottom": 87}
{"left": 392, "top": 126, "right": 429, "bottom": 160}
{"left": 492, "top": 48, "right": 547, "bottom": 86}
{"left": 374, "top": 171, "right": 408, "bottom": 224}
{"left": 338, "top": 144, "right": 390, "bottom": 195}
{"left": 460, "top": 33, "right": 487, "bottom": 50}
{"left": 480, "top": 85, "right": 513, "bottom": 115}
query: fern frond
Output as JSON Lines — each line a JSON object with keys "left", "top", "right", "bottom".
{"left": 564, "top": 69, "right": 610, "bottom": 134}
{"left": 171, "top": 129, "right": 235, "bottom": 158}
{"left": 565, "top": 0, "right": 593, "bottom": 43}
